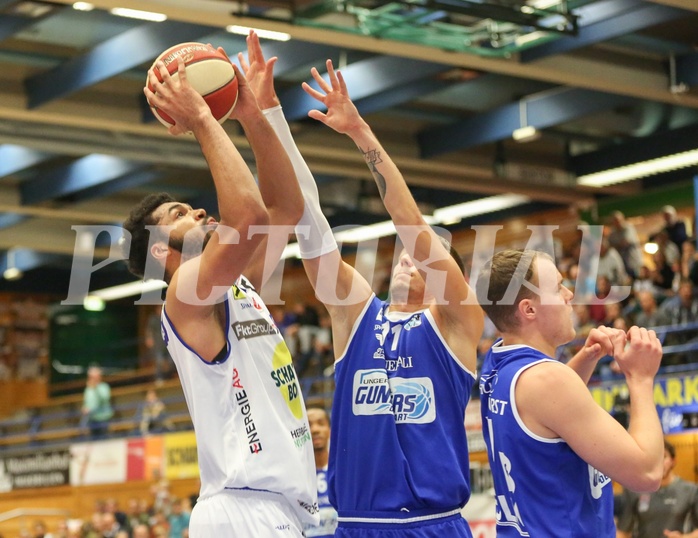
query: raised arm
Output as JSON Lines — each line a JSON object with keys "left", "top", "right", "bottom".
{"left": 240, "top": 33, "right": 373, "bottom": 355}
{"left": 220, "top": 41, "right": 303, "bottom": 290}
{"left": 144, "top": 57, "right": 268, "bottom": 313}
{"left": 302, "top": 60, "right": 483, "bottom": 370}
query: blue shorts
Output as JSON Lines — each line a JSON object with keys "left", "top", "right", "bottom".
{"left": 335, "top": 514, "right": 473, "bottom": 538}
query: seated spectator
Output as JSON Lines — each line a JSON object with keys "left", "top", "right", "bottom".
{"left": 681, "top": 238, "right": 698, "bottom": 286}
{"left": 132, "top": 525, "right": 150, "bottom": 538}
{"left": 607, "top": 210, "right": 643, "bottom": 278}
{"left": 168, "top": 498, "right": 191, "bottom": 538}
{"left": 602, "top": 301, "right": 626, "bottom": 329}
{"left": 651, "top": 246, "right": 677, "bottom": 295}
{"left": 633, "top": 265, "right": 660, "bottom": 297}
{"left": 660, "top": 205, "right": 689, "bottom": 251}
{"left": 633, "top": 290, "right": 670, "bottom": 329}
{"left": 139, "top": 389, "right": 174, "bottom": 435}
{"left": 660, "top": 278, "right": 698, "bottom": 365}
{"left": 656, "top": 229, "right": 681, "bottom": 265}
{"left": 589, "top": 275, "right": 614, "bottom": 324}
{"left": 597, "top": 237, "right": 630, "bottom": 286}
{"left": 661, "top": 278, "right": 698, "bottom": 326}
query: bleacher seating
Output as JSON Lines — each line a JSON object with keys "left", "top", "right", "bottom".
{"left": 0, "top": 378, "right": 191, "bottom": 452}
{"left": 0, "top": 363, "right": 335, "bottom": 453}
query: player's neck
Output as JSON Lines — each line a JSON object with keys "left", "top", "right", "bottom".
{"left": 500, "top": 329, "right": 557, "bottom": 358}
{"left": 314, "top": 450, "right": 329, "bottom": 469}
{"left": 661, "top": 472, "right": 676, "bottom": 487}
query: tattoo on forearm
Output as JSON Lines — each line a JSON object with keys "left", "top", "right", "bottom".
{"left": 361, "top": 146, "right": 386, "bottom": 199}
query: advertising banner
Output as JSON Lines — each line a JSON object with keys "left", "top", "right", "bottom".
{"left": 70, "top": 439, "right": 127, "bottom": 486}
{"left": 590, "top": 372, "right": 698, "bottom": 433}
{"left": 164, "top": 431, "right": 198, "bottom": 480}
{"left": 0, "top": 449, "right": 70, "bottom": 490}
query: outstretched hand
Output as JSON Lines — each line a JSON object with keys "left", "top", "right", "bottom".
{"left": 302, "top": 59, "right": 365, "bottom": 135}
{"left": 143, "top": 57, "right": 210, "bottom": 136}
{"left": 237, "top": 30, "right": 279, "bottom": 110}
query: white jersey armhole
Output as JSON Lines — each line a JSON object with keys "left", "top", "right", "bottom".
{"left": 510, "top": 359, "right": 565, "bottom": 444}
{"left": 161, "top": 295, "right": 232, "bottom": 366}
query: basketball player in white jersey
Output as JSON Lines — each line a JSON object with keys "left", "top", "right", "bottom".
{"left": 123, "top": 55, "right": 318, "bottom": 536}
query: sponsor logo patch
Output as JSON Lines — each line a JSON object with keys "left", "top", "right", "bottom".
{"left": 352, "top": 369, "right": 436, "bottom": 424}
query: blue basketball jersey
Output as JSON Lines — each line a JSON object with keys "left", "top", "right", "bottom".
{"left": 305, "top": 466, "right": 338, "bottom": 537}
{"left": 479, "top": 341, "right": 615, "bottom": 537}
{"left": 329, "top": 295, "right": 476, "bottom": 526}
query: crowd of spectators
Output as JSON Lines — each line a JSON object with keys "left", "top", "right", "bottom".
{"left": 547, "top": 206, "right": 698, "bottom": 375}
{"left": 19, "top": 481, "right": 195, "bottom": 538}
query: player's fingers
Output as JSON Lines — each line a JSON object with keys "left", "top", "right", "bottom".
{"left": 266, "top": 57, "right": 278, "bottom": 74}
{"left": 302, "top": 81, "right": 326, "bottom": 102}
{"left": 237, "top": 52, "right": 250, "bottom": 73}
{"left": 307, "top": 109, "right": 328, "bottom": 125}
{"left": 231, "top": 64, "right": 247, "bottom": 86}
{"left": 326, "top": 59, "right": 340, "bottom": 90}
{"left": 337, "top": 70, "right": 349, "bottom": 95}
{"left": 217, "top": 46, "right": 232, "bottom": 64}
{"left": 311, "top": 66, "right": 332, "bottom": 94}
{"left": 175, "top": 57, "right": 187, "bottom": 84}
{"left": 156, "top": 61, "right": 170, "bottom": 83}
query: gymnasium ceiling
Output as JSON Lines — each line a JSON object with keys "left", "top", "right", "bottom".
{"left": 0, "top": 0, "right": 697, "bottom": 297}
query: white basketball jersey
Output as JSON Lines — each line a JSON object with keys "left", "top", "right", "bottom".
{"left": 161, "top": 276, "right": 319, "bottom": 526}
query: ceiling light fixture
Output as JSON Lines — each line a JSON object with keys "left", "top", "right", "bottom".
{"left": 91, "top": 279, "right": 166, "bottom": 301}
{"left": 432, "top": 194, "right": 531, "bottom": 225}
{"left": 72, "top": 2, "right": 94, "bottom": 11}
{"left": 226, "top": 25, "right": 291, "bottom": 41}
{"left": 83, "top": 295, "right": 106, "bottom": 312}
{"left": 512, "top": 99, "right": 541, "bottom": 143}
{"left": 577, "top": 148, "right": 698, "bottom": 187}
{"left": 3, "top": 249, "right": 23, "bottom": 281}
{"left": 109, "top": 7, "right": 167, "bottom": 22}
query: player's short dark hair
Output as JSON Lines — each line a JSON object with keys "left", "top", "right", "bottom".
{"left": 122, "top": 192, "right": 176, "bottom": 278}
{"left": 664, "top": 439, "right": 676, "bottom": 460}
{"left": 437, "top": 236, "right": 465, "bottom": 275}
{"left": 306, "top": 405, "right": 331, "bottom": 426}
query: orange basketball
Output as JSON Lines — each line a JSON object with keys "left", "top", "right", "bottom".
{"left": 147, "top": 42, "right": 238, "bottom": 127}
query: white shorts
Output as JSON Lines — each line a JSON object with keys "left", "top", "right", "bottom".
{"left": 189, "top": 488, "right": 304, "bottom": 538}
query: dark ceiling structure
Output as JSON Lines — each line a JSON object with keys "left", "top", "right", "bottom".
{"left": 0, "top": 0, "right": 697, "bottom": 296}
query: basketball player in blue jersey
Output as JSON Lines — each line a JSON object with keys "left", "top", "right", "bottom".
{"left": 476, "top": 249, "right": 664, "bottom": 537}
{"left": 239, "top": 34, "right": 483, "bottom": 536}
{"left": 304, "top": 407, "right": 338, "bottom": 537}
{"left": 122, "top": 52, "right": 318, "bottom": 536}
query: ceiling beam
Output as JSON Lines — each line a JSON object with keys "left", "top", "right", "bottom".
{"left": 42, "top": 0, "right": 698, "bottom": 109}
{"left": 0, "top": 14, "right": 36, "bottom": 40}
{"left": 646, "top": 0, "right": 698, "bottom": 11}
{"left": 676, "top": 52, "right": 698, "bottom": 89}
{"left": 0, "top": 144, "right": 52, "bottom": 177}
{"left": 25, "top": 20, "right": 216, "bottom": 108}
{"left": 0, "top": 249, "right": 64, "bottom": 274}
{"left": 281, "top": 56, "right": 449, "bottom": 121}
{"left": 418, "top": 88, "right": 632, "bottom": 156}
{"left": 571, "top": 122, "right": 698, "bottom": 175}
{"left": 521, "top": 1, "right": 688, "bottom": 62}
{"left": 0, "top": 213, "right": 28, "bottom": 230}
{"left": 20, "top": 155, "right": 144, "bottom": 205}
